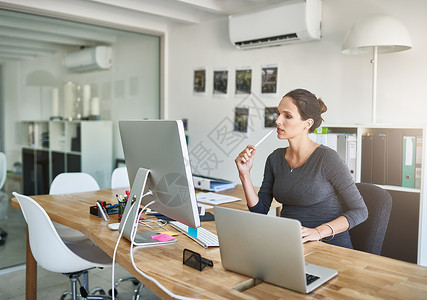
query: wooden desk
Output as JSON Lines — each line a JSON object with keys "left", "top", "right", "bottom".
{"left": 12, "top": 186, "right": 427, "bottom": 299}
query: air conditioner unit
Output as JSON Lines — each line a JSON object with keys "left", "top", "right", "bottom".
{"left": 229, "top": 0, "right": 322, "bottom": 50}
{"left": 65, "top": 46, "right": 112, "bottom": 72}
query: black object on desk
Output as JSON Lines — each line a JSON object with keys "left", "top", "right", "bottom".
{"left": 183, "top": 248, "right": 213, "bottom": 271}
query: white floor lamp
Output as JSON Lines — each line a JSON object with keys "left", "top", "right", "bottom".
{"left": 342, "top": 14, "right": 412, "bottom": 124}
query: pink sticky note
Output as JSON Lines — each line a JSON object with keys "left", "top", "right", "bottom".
{"left": 152, "top": 233, "right": 175, "bottom": 242}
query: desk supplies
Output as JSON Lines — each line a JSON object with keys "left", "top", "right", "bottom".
{"left": 116, "top": 193, "right": 128, "bottom": 221}
{"left": 183, "top": 248, "right": 213, "bottom": 271}
{"left": 193, "top": 175, "right": 236, "bottom": 192}
{"left": 197, "top": 192, "right": 241, "bottom": 205}
{"left": 90, "top": 202, "right": 117, "bottom": 216}
{"left": 96, "top": 201, "right": 109, "bottom": 222}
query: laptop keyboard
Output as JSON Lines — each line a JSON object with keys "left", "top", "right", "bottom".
{"left": 306, "top": 274, "right": 320, "bottom": 285}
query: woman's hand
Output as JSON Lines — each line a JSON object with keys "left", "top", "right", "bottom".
{"left": 301, "top": 226, "right": 322, "bottom": 243}
{"left": 235, "top": 145, "right": 256, "bottom": 177}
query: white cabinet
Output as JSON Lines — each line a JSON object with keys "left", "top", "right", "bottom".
{"left": 314, "top": 124, "right": 426, "bottom": 266}
{"left": 21, "top": 120, "right": 112, "bottom": 194}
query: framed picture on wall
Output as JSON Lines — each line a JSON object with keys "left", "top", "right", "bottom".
{"left": 234, "top": 106, "right": 249, "bottom": 133}
{"left": 193, "top": 68, "right": 206, "bottom": 94}
{"left": 264, "top": 107, "right": 278, "bottom": 128}
{"left": 213, "top": 69, "right": 228, "bottom": 96}
{"left": 261, "top": 65, "right": 278, "bottom": 95}
{"left": 235, "top": 67, "right": 252, "bottom": 95}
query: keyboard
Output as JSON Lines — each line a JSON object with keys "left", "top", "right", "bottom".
{"left": 306, "top": 273, "right": 320, "bottom": 285}
{"left": 169, "top": 221, "right": 219, "bottom": 248}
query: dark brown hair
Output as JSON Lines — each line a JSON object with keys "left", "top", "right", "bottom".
{"left": 284, "top": 88, "right": 327, "bottom": 133}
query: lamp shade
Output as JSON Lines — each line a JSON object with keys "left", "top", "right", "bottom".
{"left": 342, "top": 14, "right": 412, "bottom": 55}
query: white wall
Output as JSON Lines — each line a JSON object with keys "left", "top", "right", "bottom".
{"left": 166, "top": 0, "right": 427, "bottom": 186}
{"left": 3, "top": 32, "right": 160, "bottom": 169}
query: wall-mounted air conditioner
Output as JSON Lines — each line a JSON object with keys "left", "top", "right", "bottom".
{"left": 65, "top": 46, "right": 112, "bottom": 72}
{"left": 229, "top": 0, "right": 322, "bottom": 50}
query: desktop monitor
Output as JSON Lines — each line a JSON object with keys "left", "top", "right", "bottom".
{"left": 118, "top": 120, "right": 200, "bottom": 230}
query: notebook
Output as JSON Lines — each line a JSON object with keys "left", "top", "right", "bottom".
{"left": 214, "top": 206, "right": 338, "bottom": 294}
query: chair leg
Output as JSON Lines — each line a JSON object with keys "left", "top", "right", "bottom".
{"left": 134, "top": 282, "right": 145, "bottom": 300}
{"left": 70, "top": 274, "right": 79, "bottom": 300}
{"left": 61, "top": 290, "right": 72, "bottom": 300}
{"left": 63, "top": 271, "right": 111, "bottom": 300}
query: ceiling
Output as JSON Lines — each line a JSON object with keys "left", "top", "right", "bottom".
{"left": 0, "top": 0, "right": 285, "bottom": 63}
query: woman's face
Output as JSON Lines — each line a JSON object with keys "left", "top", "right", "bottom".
{"left": 275, "top": 96, "right": 309, "bottom": 140}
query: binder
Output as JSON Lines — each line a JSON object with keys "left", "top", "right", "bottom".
{"left": 326, "top": 133, "right": 338, "bottom": 152}
{"left": 361, "top": 134, "right": 373, "bottom": 183}
{"left": 336, "top": 134, "right": 347, "bottom": 162}
{"left": 193, "top": 175, "right": 236, "bottom": 192}
{"left": 386, "top": 130, "right": 403, "bottom": 186}
{"left": 346, "top": 135, "right": 357, "bottom": 181}
{"left": 372, "top": 134, "right": 387, "bottom": 185}
{"left": 402, "top": 136, "right": 416, "bottom": 188}
{"left": 414, "top": 136, "right": 422, "bottom": 189}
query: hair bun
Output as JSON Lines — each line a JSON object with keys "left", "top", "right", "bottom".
{"left": 318, "top": 98, "right": 327, "bottom": 114}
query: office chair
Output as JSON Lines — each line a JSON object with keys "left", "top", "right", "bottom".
{"left": 50, "top": 172, "right": 100, "bottom": 241}
{"left": 13, "top": 192, "right": 112, "bottom": 300}
{"left": 111, "top": 167, "right": 130, "bottom": 189}
{"left": 349, "top": 183, "right": 392, "bottom": 255}
{"left": 0, "top": 152, "right": 8, "bottom": 245}
{"left": 50, "top": 172, "right": 100, "bottom": 195}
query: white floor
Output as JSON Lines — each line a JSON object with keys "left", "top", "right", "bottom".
{"left": 0, "top": 264, "right": 161, "bottom": 300}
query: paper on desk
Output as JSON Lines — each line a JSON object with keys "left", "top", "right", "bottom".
{"left": 197, "top": 192, "right": 241, "bottom": 205}
{"left": 152, "top": 233, "right": 175, "bottom": 242}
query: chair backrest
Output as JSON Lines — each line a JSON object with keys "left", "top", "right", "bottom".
{"left": 349, "top": 183, "right": 392, "bottom": 255}
{"left": 111, "top": 167, "right": 130, "bottom": 189}
{"left": 50, "top": 172, "right": 100, "bottom": 195}
{"left": 12, "top": 192, "right": 101, "bottom": 273}
{"left": 0, "top": 152, "right": 6, "bottom": 190}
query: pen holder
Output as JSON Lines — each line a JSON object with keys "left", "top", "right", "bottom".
{"left": 118, "top": 200, "right": 127, "bottom": 222}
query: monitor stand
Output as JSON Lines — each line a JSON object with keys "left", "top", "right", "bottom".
{"left": 119, "top": 167, "right": 177, "bottom": 246}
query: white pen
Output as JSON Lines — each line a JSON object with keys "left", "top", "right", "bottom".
{"left": 250, "top": 129, "right": 275, "bottom": 152}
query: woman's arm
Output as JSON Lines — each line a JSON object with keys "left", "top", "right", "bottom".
{"left": 302, "top": 149, "right": 368, "bottom": 243}
{"left": 301, "top": 216, "right": 349, "bottom": 243}
{"left": 235, "top": 145, "right": 259, "bottom": 207}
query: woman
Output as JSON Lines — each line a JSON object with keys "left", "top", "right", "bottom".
{"left": 235, "top": 88, "right": 368, "bottom": 248}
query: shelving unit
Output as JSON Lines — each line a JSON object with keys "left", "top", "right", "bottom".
{"left": 20, "top": 120, "right": 112, "bottom": 194}
{"left": 316, "top": 124, "right": 426, "bottom": 266}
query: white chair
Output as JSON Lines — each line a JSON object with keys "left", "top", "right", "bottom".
{"left": 50, "top": 172, "right": 100, "bottom": 195}
{"left": 50, "top": 172, "right": 100, "bottom": 241}
{"left": 13, "top": 192, "right": 112, "bottom": 300}
{"left": 111, "top": 167, "right": 130, "bottom": 189}
{"left": 0, "top": 152, "right": 8, "bottom": 244}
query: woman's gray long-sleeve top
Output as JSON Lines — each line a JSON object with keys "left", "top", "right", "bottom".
{"left": 249, "top": 145, "right": 368, "bottom": 248}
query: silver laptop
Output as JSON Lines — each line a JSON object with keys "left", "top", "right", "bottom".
{"left": 214, "top": 206, "right": 337, "bottom": 294}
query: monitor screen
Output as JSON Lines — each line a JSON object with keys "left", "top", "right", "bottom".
{"left": 118, "top": 120, "right": 200, "bottom": 229}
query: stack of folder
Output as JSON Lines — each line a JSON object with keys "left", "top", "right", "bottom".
{"left": 361, "top": 131, "right": 422, "bottom": 189}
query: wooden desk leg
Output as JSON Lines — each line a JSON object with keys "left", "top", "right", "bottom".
{"left": 26, "top": 226, "right": 37, "bottom": 300}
